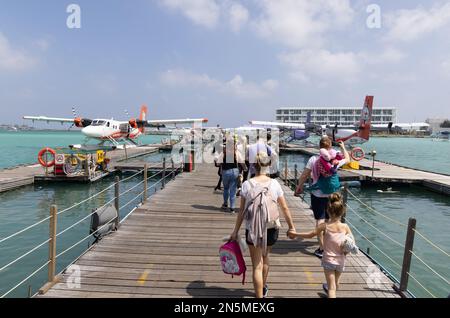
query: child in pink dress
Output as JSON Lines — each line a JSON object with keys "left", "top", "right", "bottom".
{"left": 290, "top": 193, "right": 355, "bottom": 298}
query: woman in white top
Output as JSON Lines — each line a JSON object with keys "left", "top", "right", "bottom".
{"left": 230, "top": 152, "right": 296, "bottom": 298}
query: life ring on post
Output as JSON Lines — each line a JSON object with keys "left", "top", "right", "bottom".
{"left": 38, "top": 148, "right": 56, "bottom": 167}
{"left": 351, "top": 147, "right": 365, "bottom": 161}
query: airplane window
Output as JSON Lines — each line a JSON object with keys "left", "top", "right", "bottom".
{"left": 92, "top": 120, "right": 106, "bottom": 126}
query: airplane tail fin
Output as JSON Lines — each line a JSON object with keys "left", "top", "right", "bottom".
{"left": 139, "top": 105, "right": 148, "bottom": 133}
{"left": 357, "top": 95, "right": 373, "bottom": 141}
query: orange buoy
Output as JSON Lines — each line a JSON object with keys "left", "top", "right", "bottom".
{"left": 38, "top": 147, "right": 56, "bottom": 167}
{"left": 351, "top": 147, "right": 365, "bottom": 161}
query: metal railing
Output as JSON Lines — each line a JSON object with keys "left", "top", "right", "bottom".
{"left": 0, "top": 156, "right": 184, "bottom": 298}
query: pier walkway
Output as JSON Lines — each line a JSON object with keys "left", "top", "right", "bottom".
{"left": 281, "top": 145, "right": 450, "bottom": 195}
{"left": 0, "top": 145, "right": 159, "bottom": 193}
{"left": 38, "top": 164, "right": 398, "bottom": 298}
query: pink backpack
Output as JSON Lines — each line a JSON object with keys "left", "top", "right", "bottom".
{"left": 219, "top": 240, "right": 246, "bottom": 284}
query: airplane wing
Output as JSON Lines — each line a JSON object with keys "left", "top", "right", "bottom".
{"left": 145, "top": 118, "right": 208, "bottom": 127}
{"left": 23, "top": 116, "right": 75, "bottom": 124}
{"left": 249, "top": 120, "right": 306, "bottom": 130}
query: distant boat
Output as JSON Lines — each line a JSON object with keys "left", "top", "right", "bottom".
{"left": 431, "top": 131, "right": 450, "bottom": 141}
{"left": 7, "top": 126, "right": 18, "bottom": 132}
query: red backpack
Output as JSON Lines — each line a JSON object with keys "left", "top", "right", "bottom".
{"left": 219, "top": 240, "right": 246, "bottom": 284}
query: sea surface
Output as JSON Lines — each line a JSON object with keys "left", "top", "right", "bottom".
{"left": 0, "top": 132, "right": 449, "bottom": 298}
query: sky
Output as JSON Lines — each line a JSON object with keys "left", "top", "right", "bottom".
{"left": 1, "top": 0, "right": 450, "bottom": 127}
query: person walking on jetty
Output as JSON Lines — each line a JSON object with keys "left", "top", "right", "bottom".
{"left": 248, "top": 133, "right": 273, "bottom": 179}
{"left": 230, "top": 152, "right": 296, "bottom": 298}
{"left": 216, "top": 134, "right": 246, "bottom": 213}
{"left": 295, "top": 136, "right": 349, "bottom": 259}
{"left": 289, "top": 193, "right": 356, "bottom": 298}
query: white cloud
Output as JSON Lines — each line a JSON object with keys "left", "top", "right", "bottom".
{"left": 228, "top": 3, "right": 249, "bottom": 32}
{"left": 0, "top": 32, "right": 36, "bottom": 71}
{"left": 160, "top": 0, "right": 220, "bottom": 29}
{"left": 160, "top": 69, "right": 277, "bottom": 99}
{"left": 385, "top": 3, "right": 450, "bottom": 42}
{"left": 280, "top": 49, "right": 360, "bottom": 82}
{"left": 359, "top": 48, "right": 406, "bottom": 65}
{"left": 253, "top": 0, "right": 354, "bottom": 49}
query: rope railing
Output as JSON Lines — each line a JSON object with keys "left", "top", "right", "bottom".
{"left": 55, "top": 215, "right": 117, "bottom": 260}
{"left": 0, "top": 155, "right": 183, "bottom": 298}
{"left": 410, "top": 251, "right": 449, "bottom": 286}
{"left": 0, "top": 260, "right": 50, "bottom": 298}
{"left": 412, "top": 228, "right": 450, "bottom": 258}
{"left": 407, "top": 271, "right": 437, "bottom": 298}
{"left": 344, "top": 189, "right": 448, "bottom": 298}
{"left": 345, "top": 204, "right": 405, "bottom": 249}
{"left": 0, "top": 238, "right": 51, "bottom": 273}
{"left": 345, "top": 219, "right": 403, "bottom": 270}
{"left": 0, "top": 168, "right": 145, "bottom": 246}
{"left": 120, "top": 190, "right": 145, "bottom": 211}
{"left": 346, "top": 188, "right": 407, "bottom": 228}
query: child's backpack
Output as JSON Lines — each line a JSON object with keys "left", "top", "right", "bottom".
{"left": 244, "top": 180, "right": 281, "bottom": 255}
{"left": 219, "top": 240, "right": 246, "bottom": 284}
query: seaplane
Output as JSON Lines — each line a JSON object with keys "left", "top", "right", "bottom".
{"left": 249, "top": 112, "right": 321, "bottom": 144}
{"left": 23, "top": 106, "right": 208, "bottom": 150}
{"left": 249, "top": 95, "right": 374, "bottom": 161}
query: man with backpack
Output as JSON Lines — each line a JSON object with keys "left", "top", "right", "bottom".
{"left": 230, "top": 151, "right": 296, "bottom": 298}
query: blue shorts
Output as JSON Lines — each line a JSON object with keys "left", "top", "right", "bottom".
{"left": 322, "top": 261, "right": 345, "bottom": 273}
{"left": 311, "top": 194, "right": 329, "bottom": 220}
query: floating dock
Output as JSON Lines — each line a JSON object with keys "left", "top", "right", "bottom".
{"left": 37, "top": 164, "right": 399, "bottom": 298}
{"left": 0, "top": 145, "right": 161, "bottom": 193}
{"left": 280, "top": 144, "right": 450, "bottom": 195}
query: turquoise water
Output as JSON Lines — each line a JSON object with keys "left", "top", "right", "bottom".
{"left": 280, "top": 152, "right": 450, "bottom": 298}
{"left": 363, "top": 137, "right": 450, "bottom": 175}
{"left": 0, "top": 133, "right": 449, "bottom": 298}
{"left": 0, "top": 131, "right": 165, "bottom": 169}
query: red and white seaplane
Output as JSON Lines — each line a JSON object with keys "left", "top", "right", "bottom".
{"left": 24, "top": 105, "right": 208, "bottom": 149}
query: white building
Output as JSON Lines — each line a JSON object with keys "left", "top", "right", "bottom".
{"left": 276, "top": 107, "right": 397, "bottom": 126}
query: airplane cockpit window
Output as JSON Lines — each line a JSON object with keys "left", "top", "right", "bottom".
{"left": 92, "top": 120, "right": 106, "bottom": 126}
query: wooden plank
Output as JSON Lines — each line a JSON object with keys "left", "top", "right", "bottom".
{"left": 37, "top": 164, "right": 399, "bottom": 298}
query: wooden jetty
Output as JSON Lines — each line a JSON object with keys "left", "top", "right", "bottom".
{"left": 0, "top": 145, "right": 159, "bottom": 193}
{"left": 280, "top": 144, "right": 450, "bottom": 195}
{"left": 38, "top": 164, "right": 399, "bottom": 298}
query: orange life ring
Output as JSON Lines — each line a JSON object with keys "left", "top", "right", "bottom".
{"left": 351, "top": 147, "right": 365, "bottom": 161}
{"left": 38, "top": 147, "right": 56, "bottom": 167}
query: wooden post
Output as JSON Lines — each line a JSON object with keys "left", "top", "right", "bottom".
{"left": 342, "top": 184, "right": 348, "bottom": 223}
{"left": 124, "top": 144, "right": 128, "bottom": 161}
{"left": 143, "top": 164, "right": 148, "bottom": 203}
{"left": 114, "top": 176, "right": 120, "bottom": 229}
{"left": 371, "top": 150, "right": 377, "bottom": 179}
{"left": 395, "top": 218, "right": 417, "bottom": 297}
{"left": 48, "top": 205, "right": 57, "bottom": 282}
{"left": 284, "top": 160, "right": 288, "bottom": 186}
{"left": 171, "top": 158, "right": 175, "bottom": 180}
{"left": 366, "top": 247, "right": 370, "bottom": 255}
{"left": 39, "top": 205, "right": 59, "bottom": 295}
{"left": 294, "top": 164, "right": 298, "bottom": 188}
{"left": 162, "top": 157, "right": 166, "bottom": 189}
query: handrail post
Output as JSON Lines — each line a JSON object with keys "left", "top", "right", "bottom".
{"left": 162, "top": 157, "right": 166, "bottom": 189}
{"left": 114, "top": 176, "right": 120, "bottom": 229}
{"left": 394, "top": 218, "right": 416, "bottom": 297}
{"left": 171, "top": 158, "right": 175, "bottom": 180}
{"left": 38, "top": 205, "right": 59, "bottom": 295}
{"left": 143, "top": 164, "right": 148, "bottom": 203}
{"left": 48, "top": 205, "right": 57, "bottom": 283}
{"left": 342, "top": 184, "right": 348, "bottom": 223}
{"left": 284, "top": 159, "right": 288, "bottom": 186}
{"left": 294, "top": 164, "right": 298, "bottom": 188}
